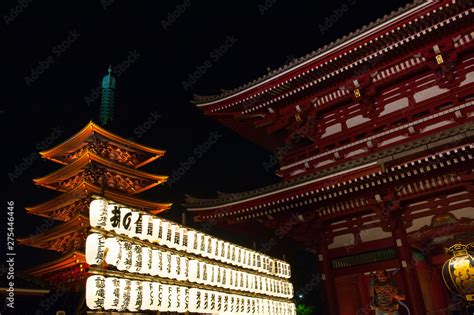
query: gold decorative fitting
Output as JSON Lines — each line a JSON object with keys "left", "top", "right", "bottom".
{"left": 442, "top": 242, "right": 474, "bottom": 302}
{"left": 354, "top": 88, "right": 361, "bottom": 98}
{"left": 436, "top": 54, "right": 444, "bottom": 64}
{"left": 294, "top": 113, "right": 302, "bottom": 123}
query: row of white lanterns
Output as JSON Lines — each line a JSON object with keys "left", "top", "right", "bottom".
{"left": 90, "top": 199, "right": 291, "bottom": 278}
{"left": 86, "top": 275, "right": 296, "bottom": 314}
{"left": 86, "top": 233, "right": 293, "bottom": 298}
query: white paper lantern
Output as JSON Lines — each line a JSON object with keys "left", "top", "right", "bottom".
{"left": 256, "top": 254, "right": 262, "bottom": 272}
{"left": 210, "top": 237, "right": 218, "bottom": 259}
{"left": 150, "top": 249, "right": 161, "bottom": 276}
{"left": 117, "top": 279, "right": 131, "bottom": 311}
{"left": 140, "top": 246, "right": 152, "bottom": 275}
{"left": 182, "top": 287, "right": 189, "bottom": 313}
{"left": 222, "top": 293, "right": 229, "bottom": 313}
{"left": 128, "top": 280, "right": 142, "bottom": 311}
{"left": 174, "top": 286, "right": 187, "bottom": 313}
{"left": 235, "top": 247, "right": 241, "bottom": 266}
{"left": 142, "top": 215, "right": 154, "bottom": 242}
{"left": 141, "top": 281, "right": 153, "bottom": 310}
{"left": 170, "top": 255, "right": 180, "bottom": 280}
{"left": 117, "top": 241, "right": 132, "bottom": 271}
{"left": 85, "top": 233, "right": 105, "bottom": 266}
{"left": 229, "top": 244, "right": 236, "bottom": 265}
{"left": 168, "top": 224, "right": 178, "bottom": 249}
{"left": 208, "top": 291, "right": 217, "bottom": 313}
{"left": 224, "top": 267, "right": 232, "bottom": 289}
{"left": 162, "top": 252, "right": 172, "bottom": 278}
{"left": 187, "top": 230, "right": 196, "bottom": 254}
{"left": 150, "top": 282, "right": 160, "bottom": 311}
{"left": 159, "top": 221, "right": 170, "bottom": 247}
{"left": 86, "top": 275, "right": 105, "bottom": 310}
{"left": 151, "top": 218, "right": 161, "bottom": 244}
{"left": 201, "top": 290, "right": 210, "bottom": 313}
{"left": 222, "top": 242, "right": 230, "bottom": 263}
{"left": 116, "top": 207, "right": 132, "bottom": 236}
{"left": 129, "top": 211, "right": 143, "bottom": 239}
{"left": 188, "top": 288, "right": 200, "bottom": 313}
{"left": 217, "top": 240, "right": 224, "bottom": 261}
{"left": 129, "top": 244, "right": 143, "bottom": 273}
{"left": 197, "top": 232, "right": 205, "bottom": 256}
{"left": 103, "top": 277, "right": 121, "bottom": 310}
{"left": 164, "top": 285, "right": 174, "bottom": 312}
{"left": 215, "top": 292, "right": 223, "bottom": 313}
{"left": 103, "top": 237, "right": 121, "bottom": 266}
{"left": 228, "top": 294, "right": 236, "bottom": 314}
{"left": 188, "top": 259, "right": 198, "bottom": 282}
{"left": 178, "top": 227, "right": 187, "bottom": 251}
{"left": 202, "top": 235, "right": 210, "bottom": 257}
{"left": 197, "top": 261, "right": 206, "bottom": 284}
{"left": 89, "top": 199, "right": 107, "bottom": 228}
{"left": 178, "top": 256, "right": 188, "bottom": 281}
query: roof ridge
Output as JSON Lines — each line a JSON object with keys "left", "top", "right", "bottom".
{"left": 193, "top": 0, "right": 425, "bottom": 105}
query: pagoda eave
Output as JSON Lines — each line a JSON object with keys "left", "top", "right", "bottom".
{"left": 17, "top": 215, "right": 89, "bottom": 252}
{"left": 40, "top": 121, "right": 166, "bottom": 167}
{"left": 26, "top": 182, "right": 172, "bottom": 221}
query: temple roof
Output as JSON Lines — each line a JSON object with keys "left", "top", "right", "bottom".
{"left": 34, "top": 151, "right": 168, "bottom": 194}
{"left": 193, "top": 0, "right": 426, "bottom": 105}
{"left": 185, "top": 142, "right": 474, "bottom": 212}
{"left": 17, "top": 215, "right": 89, "bottom": 252}
{"left": 24, "top": 251, "right": 86, "bottom": 278}
{"left": 26, "top": 182, "right": 172, "bottom": 221}
{"left": 40, "top": 121, "right": 165, "bottom": 168}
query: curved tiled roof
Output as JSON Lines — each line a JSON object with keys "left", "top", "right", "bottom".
{"left": 184, "top": 123, "right": 473, "bottom": 208}
{"left": 193, "top": 0, "right": 424, "bottom": 105}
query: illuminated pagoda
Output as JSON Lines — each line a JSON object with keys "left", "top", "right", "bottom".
{"left": 185, "top": 0, "right": 474, "bottom": 314}
{"left": 18, "top": 120, "right": 171, "bottom": 286}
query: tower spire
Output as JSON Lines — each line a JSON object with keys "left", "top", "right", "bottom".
{"left": 100, "top": 66, "right": 116, "bottom": 125}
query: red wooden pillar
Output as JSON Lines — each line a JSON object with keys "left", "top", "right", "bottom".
{"left": 393, "top": 213, "right": 426, "bottom": 315}
{"left": 319, "top": 229, "right": 339, "bottom": 315}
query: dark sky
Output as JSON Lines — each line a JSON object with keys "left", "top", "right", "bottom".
{"left": 1, "top": 0, "right": 412, "bottom": 310}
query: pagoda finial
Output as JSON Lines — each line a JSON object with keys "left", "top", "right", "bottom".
{"left": 100, "top": 66, "right": 116, "bottom": 125}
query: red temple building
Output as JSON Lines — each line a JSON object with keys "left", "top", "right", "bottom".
{"left": 18, "top": 121, "right": 171, "bottom": 288}
{"left": 185, "top": 0, "right": 474, "bottom": 314}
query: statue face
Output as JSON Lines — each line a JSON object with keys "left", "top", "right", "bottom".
{"left": 375, "top": 271, "right": 388, "bottom": 282}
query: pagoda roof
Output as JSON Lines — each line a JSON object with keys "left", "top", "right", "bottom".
{"left": 33, "top": 151, "right": 168, "bottom": 194}
{"left": 24, "top": 251, "right": 86, "bottom": 278}
{"left": 193, "top": 0, "right": 429, "bottom": 106}
{"left": 40, "top": 121, "right": 165, "bottom": 168}
{"left": 26, "top": 182, "right": 172, "bottom": 221}
{"left": 17, "top": 215, "right": 89, "bottom": 252}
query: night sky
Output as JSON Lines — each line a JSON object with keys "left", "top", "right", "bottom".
{"left": 2, "top": 0, "right": 412, "bottom": 312}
